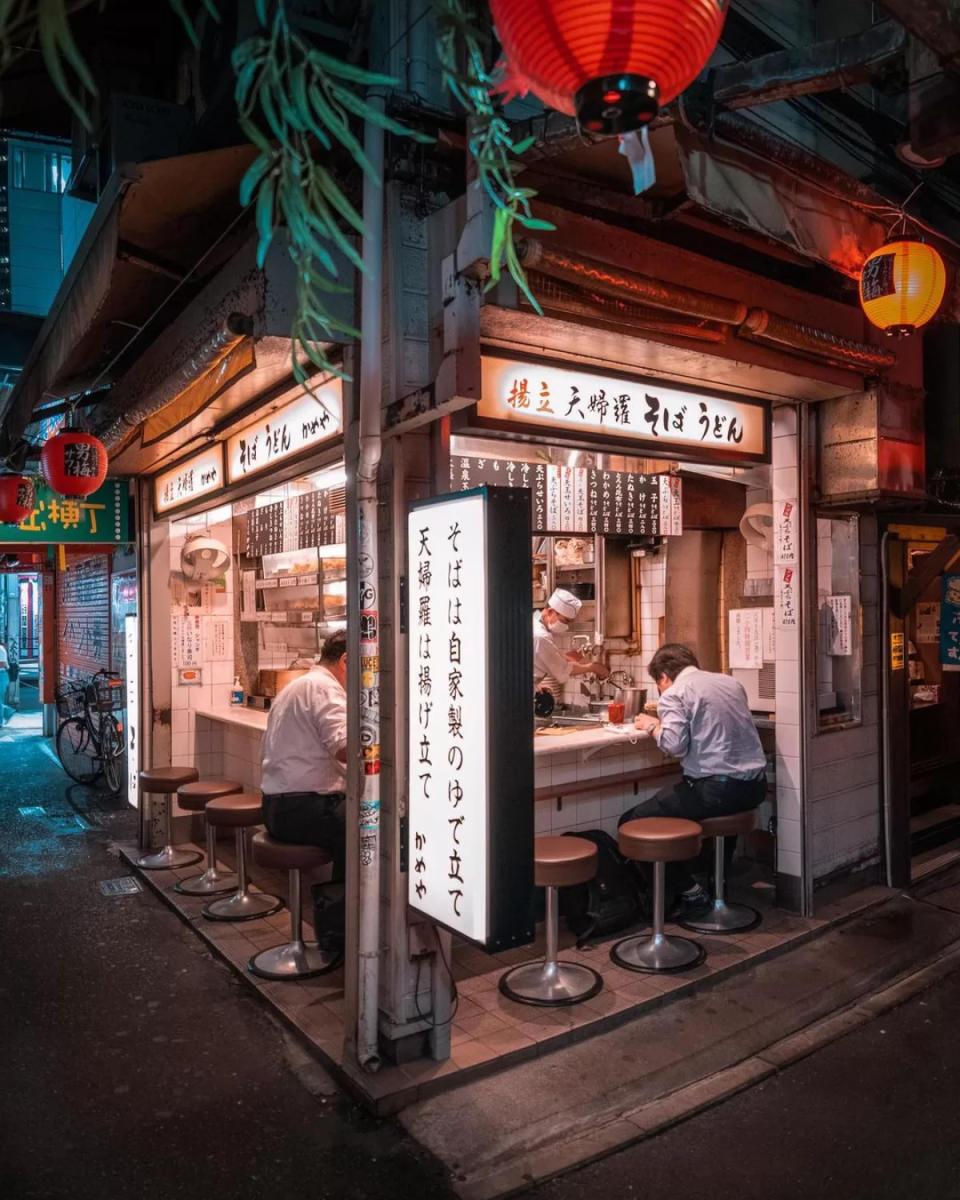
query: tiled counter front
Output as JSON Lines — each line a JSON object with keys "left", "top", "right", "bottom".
{"left": 192, "top": 706, "right": 268, "bottom": 791}
{"left": 534, "top": 728, "right": 678, "bottom": 837}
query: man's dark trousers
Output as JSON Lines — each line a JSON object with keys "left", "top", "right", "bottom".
{"left": 619, "top": 774, "right": 767, "bottom": 899}
{"left": 262, "top": 792, "right": 346, "bottom": 946}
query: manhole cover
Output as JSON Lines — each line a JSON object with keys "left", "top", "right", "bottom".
{"left": 99, "top": 877, "right": 142, "bottom": 897}
{"left": 18, "top": 806, "right": 45, "bottom": 817}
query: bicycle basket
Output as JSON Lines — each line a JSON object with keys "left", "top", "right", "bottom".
{"left": 90, "top": 676, "right": 126, "bottom": 713}
{"left": 55, "top": 685, "right": 86, "bottom": 719}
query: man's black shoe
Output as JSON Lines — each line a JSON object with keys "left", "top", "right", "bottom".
{"left": 667, "top": 884, "right": 711, "bottom": 922}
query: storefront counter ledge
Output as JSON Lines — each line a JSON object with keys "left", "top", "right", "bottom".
{"left": 194, "top": 704, "right": 269, "bottom": 733}
{"left": 534, "top": 723, "right": 654, "bottom": 760}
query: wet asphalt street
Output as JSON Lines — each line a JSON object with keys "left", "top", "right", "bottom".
{"left": 5, "top": 688, "right": 960, "bottom": 1200}
{"left": 0, "top": 691, "right": 453, "bottom": 1200}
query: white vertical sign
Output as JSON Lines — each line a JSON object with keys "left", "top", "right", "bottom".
{"left": 125, "top": 614, "right": 139, "bottom": 809}
{"left": 826, "top": 594, "right": 853, "bottom": 656}
{"left": 774, "top": 499, "right": 799, "bottom": 566}
{"left": 408, "top": 493, "right": 489, "bottom": 942}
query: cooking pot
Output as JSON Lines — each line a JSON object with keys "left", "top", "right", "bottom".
{"left": 612, "top": 686, "right": 646, "bottom": 720}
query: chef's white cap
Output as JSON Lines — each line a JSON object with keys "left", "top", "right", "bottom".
{"left": 548, "top": 588, "right": 582, "bottom": 621}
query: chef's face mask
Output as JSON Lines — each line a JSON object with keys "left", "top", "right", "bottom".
{"left": 548, "top": 612, "right": 570, "bottom": 634}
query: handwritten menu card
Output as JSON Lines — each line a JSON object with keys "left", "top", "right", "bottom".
{"left": 245, "top": 501, "right": 285, "bottom": 556}
{"left": 298, "top": 489, "right": 340, "bottom": 548}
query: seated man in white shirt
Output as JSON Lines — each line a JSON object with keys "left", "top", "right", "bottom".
{"left": 260, "top": 629, "right": 347, "bottom": 964}
{"left": 623, "top": 643, "right": 768, "bottom": 917}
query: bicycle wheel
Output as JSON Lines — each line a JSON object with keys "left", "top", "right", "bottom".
{"left": 56, "top": 718, "right": 99, "bottom": 785}
{"left": 100, "top": 718, "right": 123, "bottom": 796}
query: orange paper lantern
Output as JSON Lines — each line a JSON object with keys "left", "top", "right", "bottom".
{"left": 490, "top": 0, "right": 729, "bottom": 133}
{"left": 859, "top": 239, "right": 946, "bottom": 336}
{"left": 0, "top": 475, "right": 35, "bottom": 525}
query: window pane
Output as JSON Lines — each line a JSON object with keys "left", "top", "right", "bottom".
{"left": 817, "top": 516, "right": 862, "bottom": 730}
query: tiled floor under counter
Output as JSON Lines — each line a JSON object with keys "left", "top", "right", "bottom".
{"left": 120, "top": 835, "right": 894, "bottom": 1115}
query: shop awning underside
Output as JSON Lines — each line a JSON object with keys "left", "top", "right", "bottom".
{"left": 0, "top": 145, "right": 256, "bottom": 460}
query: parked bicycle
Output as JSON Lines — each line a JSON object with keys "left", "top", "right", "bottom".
{"left": 55, "top": 671, "right": 126, "bottom": 795}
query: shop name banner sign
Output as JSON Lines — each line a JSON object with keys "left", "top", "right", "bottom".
{"left": 226, "top": 385, "right": 343, "bottom": 483}
{"left": 11, "top": 481, "right": 130, "bottom": 543}
{"left": 940, "top": 574, "right": 960, "bottom": 670}
{"left": 478, "top": 357, "right": 769, "bottom": 462}
{"left": 451, "top": 455, "right": 682, "bottom": 536}
{"left": 154, "top": 446, "right": 224, "bottom": 514}
{"left": 408, "top": 489, "right": 534, "bottom": 951}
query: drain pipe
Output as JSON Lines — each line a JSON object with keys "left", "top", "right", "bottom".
{"left": 880, "top": 529, "right": 894, "bottom": 887}
{"left": 355, "top": 97, "right": 385, "bottom": 1073}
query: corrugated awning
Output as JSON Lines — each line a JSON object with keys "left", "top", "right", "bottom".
{"left": 0, "top": 144, "right": 256, "bottom": 459}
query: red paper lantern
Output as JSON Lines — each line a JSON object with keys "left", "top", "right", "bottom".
{"left": 0, "top": 475, "right": 35, "bottom": 525}
{"left": 491, "top": 0, "right": 729, "bottom": 133}
{"left": 40, "top": 430, "right": 108, "bottom": 497}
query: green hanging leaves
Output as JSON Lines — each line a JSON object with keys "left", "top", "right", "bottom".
{"left": 432, "top": 0, "right": 553, "bottom": 311}
{"left": 232, "top": 0, "right": 432, "bottom": 384}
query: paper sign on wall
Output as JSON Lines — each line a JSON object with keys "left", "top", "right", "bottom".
{"left": 762, "top": 607, "right": 776, "bottom": 662}
{"left": 774, "top": 500, "right": 799, "bottom": 566}
{"left": 776, "top": 567, "right": 798, "bottom": 629}
{"left": 729, "top": 608, "right": 763, "bottom": 669}
{"left": 825, "top": 594, "right": 853, "bottom": 656}
{"left": 916, "top": 602, "right": 940, "bottom": 644}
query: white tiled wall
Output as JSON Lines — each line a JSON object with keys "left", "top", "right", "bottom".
{"left": 772, "top": 404, "right": 803, "bottom": 884}
{"left": 535, "top": 740, "right": 672, "bottom": 838}
{"left": 167, "top": 513, "right": 237, "bottom": 809}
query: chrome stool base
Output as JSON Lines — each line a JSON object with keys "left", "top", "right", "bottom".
{"left": 611, "top": 930, "right": 706, "bottom": 973}
{"left": 136, "top": 845, "right": 203, "bottom": 871}
{"left": 175, "top": 867, "right": 239, "bottom": 896}
{"left": 202, "top": 890, "right": 283, "bottom": 922}
{"left": 248, "top": 939, "right": 340, "bottom": 980}
{"left": 499, "top": 959, "right": 602, "bottom": 1007}
{"left": 680, "top": 898, "right": 761, "bottom": 935}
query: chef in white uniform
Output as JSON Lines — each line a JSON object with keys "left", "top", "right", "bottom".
{"left": 534, "top": 589, "right": 609, "bottom": 688}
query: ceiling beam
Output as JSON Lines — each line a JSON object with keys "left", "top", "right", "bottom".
{"left": 713, "top": 19, "right": 906, "bottom": 110}
{"left": 879, "top": 0, "right": 960, "bottom": 68}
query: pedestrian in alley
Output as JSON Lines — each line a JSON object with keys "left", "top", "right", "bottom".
{"left": 259, "top": 628, "right": 348, "bottom": 967}
{"left": 0, "top": 636, "right": 13, "bottom": 726}
{"left": 622, "top": 643, "right": 768, "bottom": 917}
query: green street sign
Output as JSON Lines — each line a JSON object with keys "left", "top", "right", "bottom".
{"left": 5, "top": 480, "right": 131, "bottom": 543}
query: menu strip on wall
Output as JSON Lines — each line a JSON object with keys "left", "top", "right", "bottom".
{"left": 450, "top": 455, "right": 681, "bottom": 536}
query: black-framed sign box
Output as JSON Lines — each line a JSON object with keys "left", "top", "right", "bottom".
{"left": 407, "top": 486, "right": 535, "bottom": 952}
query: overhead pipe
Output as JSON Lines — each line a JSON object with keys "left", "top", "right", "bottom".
{"left": 93, "top": 312, "right": 253, "bottom": 450}
{"left": 519, "top": 240, "right": 896, "bottom": 374}
{"left": 519, "top": 240, "right": 749, "bottom": 325}
{"left": 354, "top": 95, "right": 385, "bottom": 1074}
{"left": 739, "top": 308, "right": 897, "bottom": 371}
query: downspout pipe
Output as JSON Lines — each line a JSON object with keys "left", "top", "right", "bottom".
{"left": 355, "top": 98, "right": 385, "bottom": 1073}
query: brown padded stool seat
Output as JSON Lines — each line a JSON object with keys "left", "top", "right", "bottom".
{"left": 176, "top": 779, "right": 243, "bottom": 812}
{"left": 139, "top": 766, "right": 199, "bottom": 793}
{"left": 534, "top": 836, "right": 598, "bottom": 889}
{"left": 205, "top": 792, "right": 264, "bottom": 827}
{"left": 619, "top": 817, "right": 703, "bottom": 863}
{"left": 698, "top": 810, "right": 757, "bottom": 839}
{"left": 252, "top": 831, "right": 333, "bottom": 872}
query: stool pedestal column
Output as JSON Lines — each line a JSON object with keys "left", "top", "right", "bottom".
{"left": 248, "top": 868, "right": 339, "bottom": 979}
{"left": 202, "top": 827, "right": 282, "bottom": 922}
{"left": 680, "top": 833, "right": 761, "bottom": 934}
{"left": 500, "top": 883, "right": 603, "bottom": 1006}
{"left": 612, "top": 862, "right": 705, "bottom": 971}
{"left": 175, "top": 821, "right": 239, "bottom": 897}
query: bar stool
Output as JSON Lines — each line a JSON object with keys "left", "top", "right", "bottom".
{"left": 136, "top": 766, "right": 202, "bottom": 870}
{"left": 247, "top": 833, "right": 339, "bottom": 979}
{"left": 173, "top": 780, "right": 243, "bottom": 896}
{"left": 611, "top": 817, "right": 706, "bottom": 973}
{"left": 499, "top": 835, "right": 603, "bottom": 1007}
{"left": 201, "top": 792, "right": 283, "bottom": 922}
{"left": 679, "top": 810, "right": 762, "bottom": 934}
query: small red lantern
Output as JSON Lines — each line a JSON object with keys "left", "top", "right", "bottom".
{"left": 491, "top": 0, "right": 729, "bottom": 133}
{"left": 40, "top": 430, "right": 108, "bottom": 497}
{"left": 0, "top": 475, "right": 35, "bottom": 525}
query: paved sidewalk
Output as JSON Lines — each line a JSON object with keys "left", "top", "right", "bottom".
{"left": 400, "top": 869, "right": 960, "bottom": 1199}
